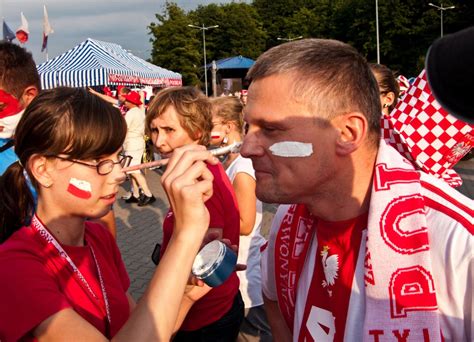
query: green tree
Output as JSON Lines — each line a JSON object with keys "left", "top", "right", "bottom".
{"left": 148, "top": 2, "right": 201, "bottom": 86}
{"left": 189, "top": 3, "right": 267, "bottom": 61}
{"left": 188, "top": 4, "right": 223, "bottom": 65}
{"left": 253, "top": 0, "right": 308, "bottom": 48}
{"left": 148, "top": 0, "right": 474, "bottom": 85}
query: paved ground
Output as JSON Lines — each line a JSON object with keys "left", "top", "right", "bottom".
{"left": 117, "top": 158, "right": 474, "bottom": 300}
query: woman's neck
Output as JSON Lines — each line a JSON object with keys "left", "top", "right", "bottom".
{"left": 223, "top": 152, "right": 239, "bottom": 169}
{"left": 35, "top": 204, "right": 86, "bottom": 246}
{"left": 221, "top": 132, "right": 243, "bottom": 169}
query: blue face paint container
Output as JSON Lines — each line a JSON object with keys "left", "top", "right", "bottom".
{"left": 192, "top": 240, "right": 237, "bottom": 287}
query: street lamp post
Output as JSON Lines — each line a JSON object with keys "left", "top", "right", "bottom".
{"left": 375, "top": 0, "right": 380, "bottom": 64}
{"left": 428, "top": 3, "right": 455, "bottom": 37}
{"left": 188, "top": 24, "right": 219, "bottom": 96}
{"left": 277, "top": 35, "right": 303, "bottom": 42}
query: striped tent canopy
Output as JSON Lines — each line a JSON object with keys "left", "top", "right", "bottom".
{"left": 37, "top": 38, "right": 182, "bottom": 89}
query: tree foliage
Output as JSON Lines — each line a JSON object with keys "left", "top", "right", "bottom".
{"left": 148, "top": 0, "right": 472, "bottom": 86}
{"left": 148, "top": 2, "right": 201, "bottom": 86}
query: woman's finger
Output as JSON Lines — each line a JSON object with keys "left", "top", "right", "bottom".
{"left": 161, "top": 145, "right": 209, "bottom": 184}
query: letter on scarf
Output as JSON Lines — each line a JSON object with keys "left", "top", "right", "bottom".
{"left": 380, "top": 195, "right": 430, "bottom": 254}
{"left": 389, "top": 266, "right": 438, "bottom": 318}
{"left": 374, "top": 164, "right": 420, "bottom": 191}
{"left": 306, "top": 306, "right": 336, "bottom": 340}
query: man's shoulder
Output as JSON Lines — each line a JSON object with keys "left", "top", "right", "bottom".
{"left": 420, "top": 172, "right": 473, "bottom": 235}
{"left": 127, "top": 106, "right": 144, "bottom": 116}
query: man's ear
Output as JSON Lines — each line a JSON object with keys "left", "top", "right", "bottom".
{"left": 28, "top": 154, "right": 54, "bottom": 189}
{"left": 20, "top": 86, "right": 39, "bottom": 108}
{"left": 333, "top": 112, "right": 368, "bottom": 156}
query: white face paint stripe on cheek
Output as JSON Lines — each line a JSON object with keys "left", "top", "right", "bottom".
{"left": 67, "top": 178, "right": 92, "bottom": 199}
{"left": 269, "top": 141, "right": 313, "bottom": 157}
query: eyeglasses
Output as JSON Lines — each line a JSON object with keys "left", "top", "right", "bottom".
{"left": 52, "top": 154, "right": 133, "bottom": 175}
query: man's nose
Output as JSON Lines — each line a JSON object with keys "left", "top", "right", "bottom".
{"left": 241, "top": 128, "right": 262, "bottom": 158}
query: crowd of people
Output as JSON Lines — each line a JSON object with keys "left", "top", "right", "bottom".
{"left": 0, "top": 29, "right": 472, "bottom": 342}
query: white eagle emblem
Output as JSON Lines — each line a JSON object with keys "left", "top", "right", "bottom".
{"left": 446, "top": 142, "right": 471, "bottom": 163}
{"left": 321, "top": 246, "right": 339, "bottom": 296}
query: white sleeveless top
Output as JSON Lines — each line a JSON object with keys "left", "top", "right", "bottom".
{"left": 226, "top": 155, "right": 266, "bottom": 308}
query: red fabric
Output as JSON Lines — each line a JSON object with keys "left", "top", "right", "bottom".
{"left": 160, "top": 163, "right": 241, "bottom": 331}
{"left": 124, "top": 91, "right": 142, "bottom": 106}
{"left": 0, "top": 89, "right": 23, "bottom": 119}
{"left": 298, "top": 214, "right": 367, "bottom": 342}
{"left": 384, "top": 70, "right": 473, "bottom": 187}
{"left": 274, "top": 204, "right": 314, "bottom": 331}
{"left": 15, "top": 30, "right": 28, "bottom": 44}
{"left": 0, "top": 222, "right": 130, "bottom": 341}
{"left": 103, "top": 86, "right": 113, "bottom": 97}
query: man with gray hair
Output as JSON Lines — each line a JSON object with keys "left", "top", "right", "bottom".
{"left": 240, "top": 39, "right": 472, "bottom": 341}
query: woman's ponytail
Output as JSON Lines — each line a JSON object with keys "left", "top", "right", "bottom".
{"left": 0, "top": 160, "right": 35, "bottom": 243}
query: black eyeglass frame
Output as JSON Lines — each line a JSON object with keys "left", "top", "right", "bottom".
{"left": 52, "top": 154, "right": 133, "bottom": 175}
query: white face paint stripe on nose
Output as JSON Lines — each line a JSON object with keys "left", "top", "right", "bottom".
{"left": 269, "top": 141, "right": 313, "bottom": 157}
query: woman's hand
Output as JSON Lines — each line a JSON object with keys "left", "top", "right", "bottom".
{"left": 161, "top": 145, "right": 218, "bottom": 239}
{"left": 183, "top": 283, "right": 212, "bottom": 302}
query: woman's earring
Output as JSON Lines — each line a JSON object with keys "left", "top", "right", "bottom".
{"left": 222, "top": 136, "right": 229, "bottom": 145}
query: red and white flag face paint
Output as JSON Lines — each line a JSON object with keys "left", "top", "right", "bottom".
{"left": 211, "top": 131, "right": 222, "bottom": 139}
{"left": 67, "top": 178, "right": 92, "bottom": 199}
{"left": 0, "top": 90, "right": 22, "bottom": 119}
{"left": 210, "top": 131, "right": 225, "bottom": 146}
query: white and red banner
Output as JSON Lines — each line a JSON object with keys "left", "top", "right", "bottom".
{"left": 108, "top": 73, "right": 182, "bottom": 86}
{"left": 42, "top": 5, "right": 54, "bottom": 52}
{"left": 15, "top": 12, "right": 29, "bottom": 44}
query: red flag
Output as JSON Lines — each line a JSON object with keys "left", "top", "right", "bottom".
{"left": 42, "top": 5, "right": 54, "bottom": 52}
{"left": 15, "top": 12, "right": 29, "bottom": 44}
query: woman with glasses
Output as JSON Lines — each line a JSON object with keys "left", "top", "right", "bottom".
{"left": 0, "top": 87, "right": 216, "bottom": 341}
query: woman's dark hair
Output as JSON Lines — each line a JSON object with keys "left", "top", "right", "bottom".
{"left": 370, "top": 63, "right": 400, "bottom": 112}
{"left": 0, "top": 87, "right": 127, "bottom": 243}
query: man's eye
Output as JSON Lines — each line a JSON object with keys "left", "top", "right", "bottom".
{"left": 164, "top": 128, "right": 174, "bottom": 133}
{"left": 150, "top": 128, "right": 159, "bottom": 134}
{"left": 262, "top": 126, "right": 278, "bottom": 133}
{"left": 244, "top": 123, "right": 249, "bottom": 134}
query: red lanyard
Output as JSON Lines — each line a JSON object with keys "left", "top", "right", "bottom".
{"left": 31, "top": 215, "right": 111, "bottom": 330}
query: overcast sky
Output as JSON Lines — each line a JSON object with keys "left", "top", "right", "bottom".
{"left": 1, "top": 0, "right": 245, "bottom": 65}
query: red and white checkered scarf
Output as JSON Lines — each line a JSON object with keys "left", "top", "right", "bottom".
{"left": 382, "top": 70, "right": 473, "bottom": 188}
